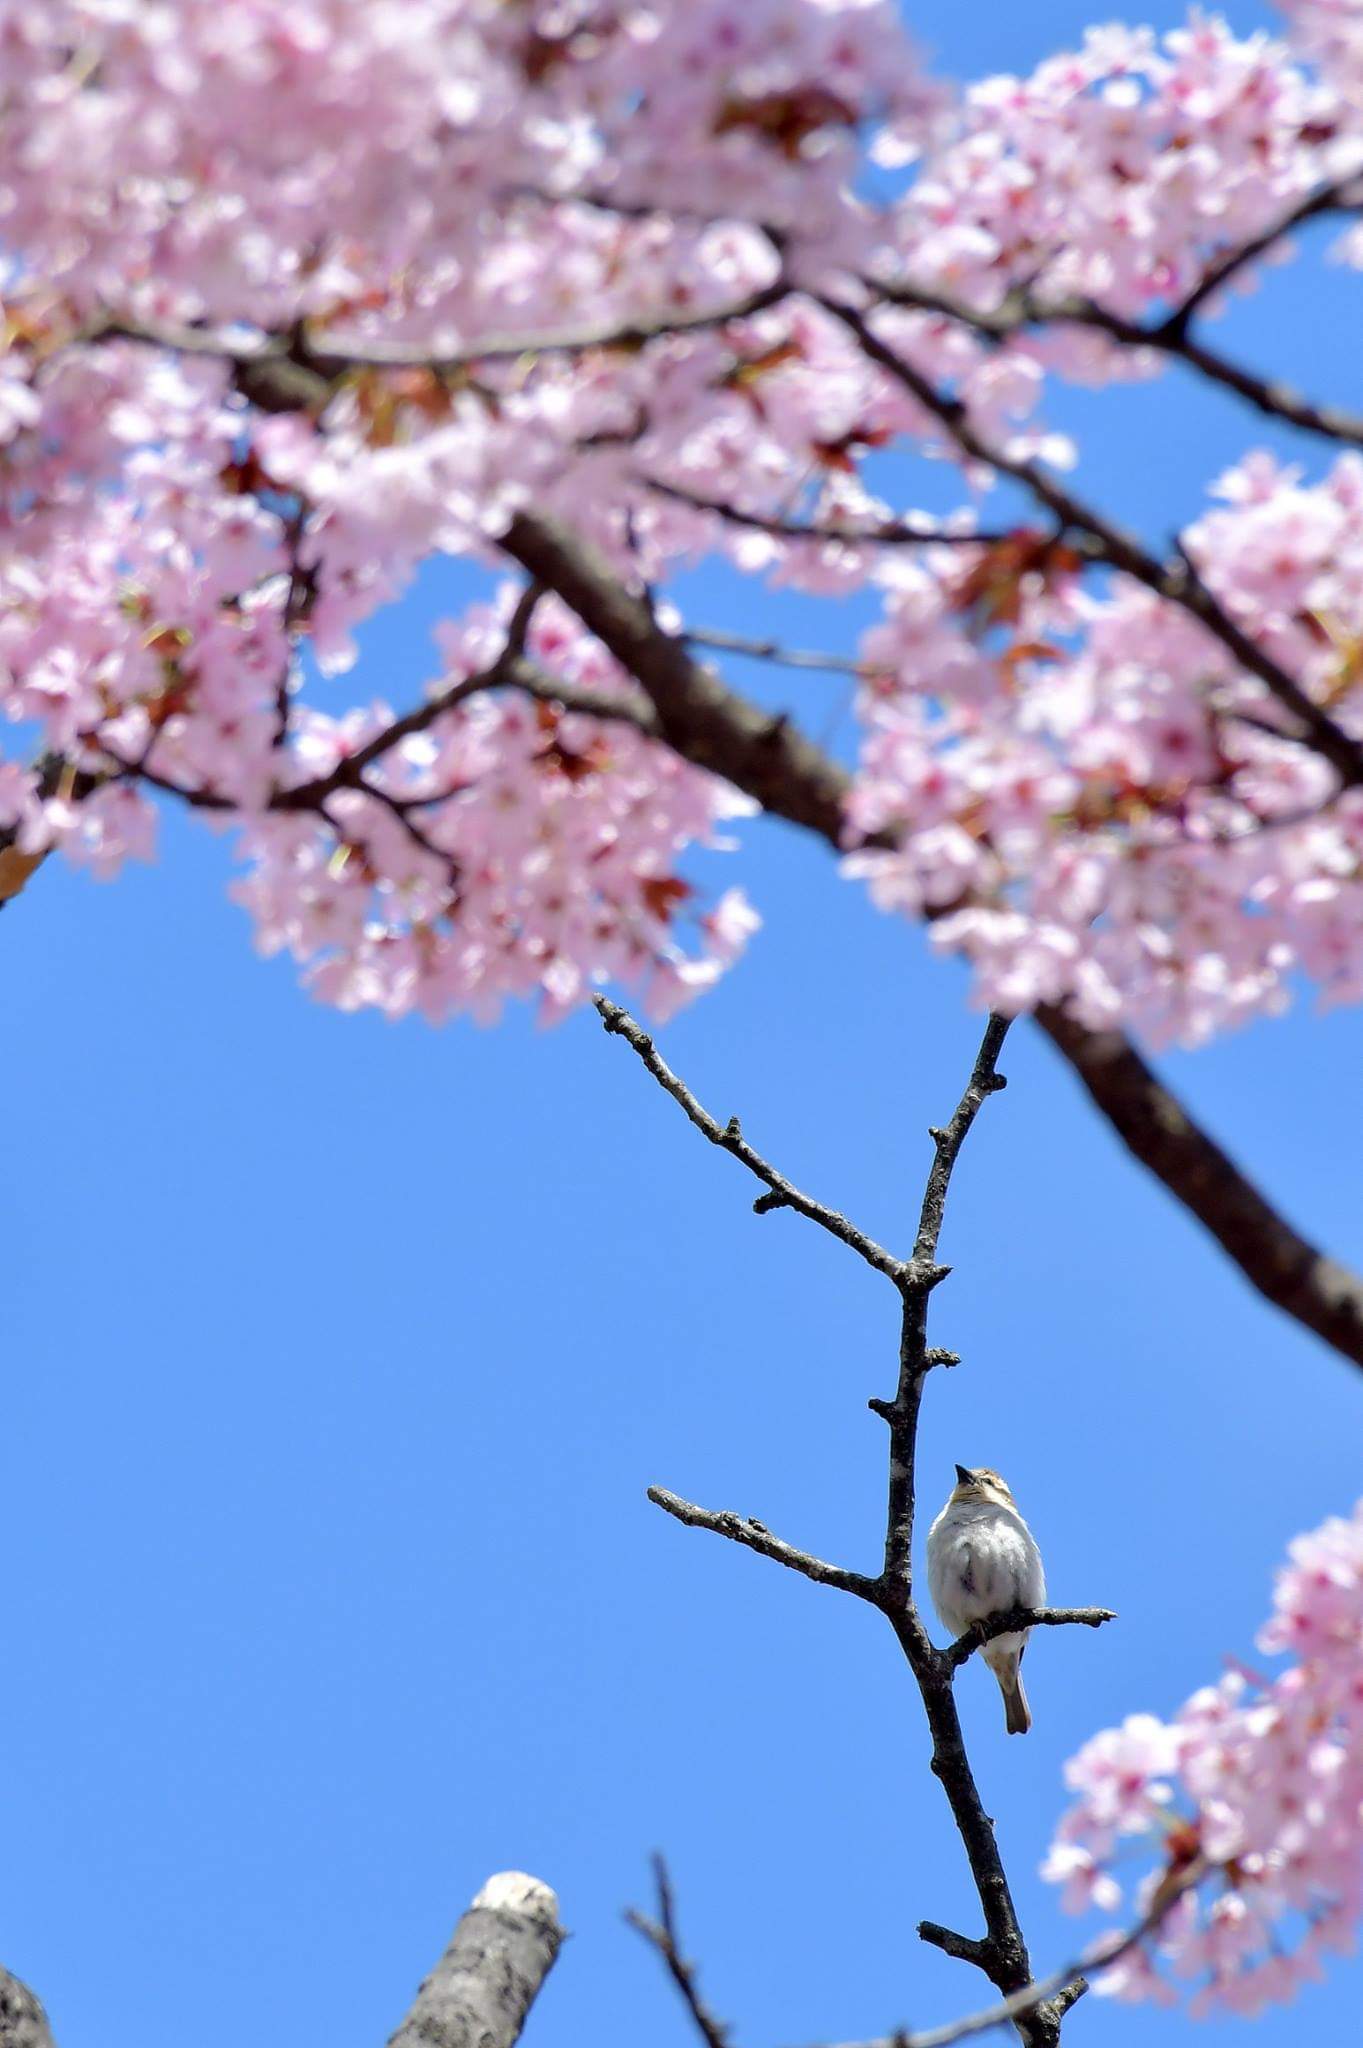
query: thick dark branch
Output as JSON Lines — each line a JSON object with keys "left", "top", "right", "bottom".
{"left": 1037, "top": 1006, "right": 1363, "bottom": 1364}
{"left": 384, "top": 1872, "right": 563, "bottom": 2048}
{"left": 502, "top": 513, "right": 852, "bottom": 838}
{"left": 592, "top": 996, "right": 907, "bottom": 1282}
{"left": 628, "top": 1856, "right": 732, "bottom": 2048}
{"left": 945, "top": 1607, "right": 1116, "bottom": 1670}
{"left": 0, "top": 1971, "right": 56, "bottom": 2048}
{"left": 647, "top": 1486, "right": 880, "bottom": 1601}
{"left": 821, "top": 295, "right": 1363, "bottom": 792}
{"left": 1096, "top": 316, "right": 1363, "bottom": 449}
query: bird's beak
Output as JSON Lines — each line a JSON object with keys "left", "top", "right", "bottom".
{"left": 954, "top": 1463, "right": 974, "bottom": 1487}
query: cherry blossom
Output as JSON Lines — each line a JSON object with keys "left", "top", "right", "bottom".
{"left": 0, "top": 0, "right": 1362, "bottom": 1050}
{"left": 1046, "top": 1500, "right": 1363, "bottom": 2017}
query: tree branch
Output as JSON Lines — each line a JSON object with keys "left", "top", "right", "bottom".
{"left": 646, "top": 1485, "right": 881, "bottom": 1600}
{"left": 496, "top": 507, "right": 1363, "bottom": 1373}
{"left": 792, "top": 1868, "right": 1203, "bottom": 2048}
{"left": 384, "top": 1872, "right": 564, "bottom": 2048}
{"left": 1163, "top": 178, "right": 1363, "bottom": 333}
{"left": 871, "top": 278, "right": 1363, "bottom": 453}
{"left": 647, "top": 479, "right": 1016, "bottom": 552}
{"left": 820, "top": 294, "right": 1363, "bottom": 792}
{"left": 627, "top": 1856, "right": 733, "bottom": 2048}
{"left": 871, "top": 178, "right": 1363, "bottom": 452}
{"left": 944, "top": 1608, "right": 1116, "bottom": 1670}
{"left": 682, "top": 626, "right": 880, "bottom": 680}
{"left": 593, "top": 996, "right": 907, "bottom": 1282}
{"left": 879, "top": 1018, "right": 1010, "bottom": 1596}
{"left": 30, "top": 312, "right": 1363, "bottom": 1375}
{"left": 605, "top": 1005, "right": 1093, "bottom": 2045}
{"left": 92, "top": 281, "right": 792, "bottom": 384}
{"left": 1035, "top": 1005, "right": 1363, "bottom": 1363}
{"left": 502, "top": 516, "right": 853, "bottom": 839}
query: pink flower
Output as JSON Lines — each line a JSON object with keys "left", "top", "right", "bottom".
{"left": 1046, "top": 1499, "right": 1363, "bottom": 2017}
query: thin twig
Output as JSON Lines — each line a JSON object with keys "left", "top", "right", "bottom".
{"left": 649, "top": 478, "right": 1016, "bottom": 552}
{"left": 944, "top": 1607, "right": 1116, "bottom": 1669}
{"left": 647, "top": 1486, "right": 880, "bottom": 1601}
{"left": 879, "top": 1016, "right": 1011, "bottom": 1597}
{"left": 592, "top": 996, "right": 908, "bottom": 1284}
{"left": 628, "top": 1856, "right": 733, "bottom": 2048}
{"left": 605, "top": 1001, "right": 1087, "bottom": 2046}
{"left": 683, "top": 627, "right": 881, "bottom": 680}
{"left": 789, "top": 1869, "right": 1202, "bottom": 2048}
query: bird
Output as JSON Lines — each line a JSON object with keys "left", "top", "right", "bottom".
{"left": 926, "top": 1464, "right": 1045, "bottom": 1735}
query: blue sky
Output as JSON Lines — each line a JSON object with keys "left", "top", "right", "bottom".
{"left": 4, "top": 4, "right": 1362, "bottom": 2047}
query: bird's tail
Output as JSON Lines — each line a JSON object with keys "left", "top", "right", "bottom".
{"left": 998, "top": 1656, "right": 1031, "bottom": 1736}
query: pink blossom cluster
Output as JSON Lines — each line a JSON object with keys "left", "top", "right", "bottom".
{"left": 1279, "top": 0, "right": 1363, "bottom": 107}
{"left": 0, "top": 0, "right": 932, "bottom": 332}
{"left": 1045, "top": 1500, "right": 1363, "bottom": 2016}
{"left": 1, "top": 3, "right": 1363, "bottom": 1036}
{"left": 844, "top": 453, "right": 1363, "bottom": 1047}
{"left": 879, "top": 14, "right": 1363, "bottom": 325}
{"left": 233, "top": 591, "right": 759, "bottom": 1024}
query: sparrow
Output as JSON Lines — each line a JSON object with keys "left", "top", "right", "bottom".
{"left": 926, "top": 1464, "right": 1045, "bottom": 1735}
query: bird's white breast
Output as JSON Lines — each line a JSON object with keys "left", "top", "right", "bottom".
{"left": 926, "top": 1501, "right": 1045, "bottom": 1640}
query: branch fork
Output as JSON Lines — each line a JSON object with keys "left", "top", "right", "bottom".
{"left": 596, "top": 998, "right": 1114, "bottom": 2048}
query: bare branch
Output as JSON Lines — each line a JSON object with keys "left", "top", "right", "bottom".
{"left": 912, "top": 1017, "right": 1010, "bottom": 1272}
{"left": 647, "top": 1485, "right": 880, "bottom": 1601}
{"left": 384, "top": 1871, "right": 564, "bottom": 2048}
{"left": 876, "top": 1016, "right": 1012, "bottom": 1600}
{"left": 592, "top": 996, "right": 908, "bottom": 1283}
{"left": 945, "top": 1607, "right": 1116, "bottom": 1670}
{"left": 791, "top": 1869, "right": 1205, "bottom": 2048}
{"left": 628, "top": 1856, "right": 733, "bottom": 2048}
{"left": 605, "top": 997, "right": 1069, "bottom": 2041}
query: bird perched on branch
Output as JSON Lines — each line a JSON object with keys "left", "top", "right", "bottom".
{"left": 927, "top": 1465, "right": 1045, "bottom": 1735}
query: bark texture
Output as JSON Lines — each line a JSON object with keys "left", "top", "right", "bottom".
{"left": 385, "top": 1873, "right": 565, "bottom": 2048}
{"left": 0, "top": 1971, "right": 56, "bottom": 2048}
